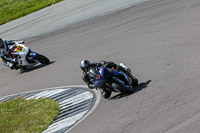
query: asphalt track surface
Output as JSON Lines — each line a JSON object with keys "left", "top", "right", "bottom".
{"left": 0, "top": 0, "right": 149, "bottom": 39}
{"left": 1, "top": 0, "right": 200, "bottom": 133}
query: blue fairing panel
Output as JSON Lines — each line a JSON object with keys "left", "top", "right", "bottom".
{"left": 99, "top": 67, "right": 109, "bottom": 82}
{"left": 30, "top": 52, "right": 37, "bottom": 58}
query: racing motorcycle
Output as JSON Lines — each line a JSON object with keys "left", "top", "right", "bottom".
{"left": 0, "top": 41, "right": 49, "bottom": 73}
{"left": 89, "top": 63, "right": 138, "bottom": 98}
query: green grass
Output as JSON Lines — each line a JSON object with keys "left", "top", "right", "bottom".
{"left": 0, "top": 97, "right": 60, "bottom": 133}
{"left": 0, "top": 0, "right": 63, "bottom": 25}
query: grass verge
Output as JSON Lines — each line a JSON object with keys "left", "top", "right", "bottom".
{"left": 0, "top": 0, "right": 63, "bottom": 25}
{"left": 0, "top": 97, "right": 60, "bottom": 133}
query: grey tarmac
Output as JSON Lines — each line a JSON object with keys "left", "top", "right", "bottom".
{"left": 1, "top": 0, "right": 200, "bottom": 133}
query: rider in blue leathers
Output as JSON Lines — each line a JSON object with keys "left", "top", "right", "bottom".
{"left": 80, "top": 59, "right": 133, "bottom": 99}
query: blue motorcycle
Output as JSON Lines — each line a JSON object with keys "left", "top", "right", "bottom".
{"left": 89, "top": 65, "right": 138, "bottom": 98}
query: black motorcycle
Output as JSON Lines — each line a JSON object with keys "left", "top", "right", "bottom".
{"left": 88, "top": 65, "right": 138, "bottom": 98}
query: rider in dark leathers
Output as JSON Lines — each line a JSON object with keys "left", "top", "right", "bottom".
{"left": 0, "top": 38, "right": 24, "bottom": 69}
{"left": 80, "top": 59, "right": 132, "bottom": 99}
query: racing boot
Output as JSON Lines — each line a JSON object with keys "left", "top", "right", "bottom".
{"left": 11, "top": 63, "right": 18, "bottom": 70}
{"left": 4, "top": 62, "right": 17, "bottom": 70}
{"left": 8, "top": 62, "right": 14, "bottom": 70}
{"left": 119, "top": 63, "right": 132, "bottom": 77}
{"left": 119, "top": 63, "right": 138, "bottom": 87}
{"left": 120, "top": 63, "right": 131, "bottom": 72}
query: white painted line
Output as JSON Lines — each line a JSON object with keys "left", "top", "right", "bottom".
{"left": 59, "top": 91, "right": 93, "bottom": 105}
{"left": 0, "top": 85, "right": 87, "bottom": 99}
{"left": 0, "top": 97, "right": 4, "bottom": 101}
{"left": 43, "top": 111, "right": 87, "bottom": 133}
{"left": 26, "top": 90, "right": 51, "bottom": 100}
{"left": 61, "top": 93, "right": 93, "bottom": 110}
{"left": 33, "top": 89, "right": 66, "bottom": 99}
{"left": 26, "top": 89, "right": 71, "bottom": 100}
{"left": 65, "top": 89, "right": 101, "bottom": 133}
{"left": 43, "top": 89, "right": 66, "bottom": 98}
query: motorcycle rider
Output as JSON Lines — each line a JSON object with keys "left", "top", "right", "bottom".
{"left": 80, "top": 59, "right": 133, "bottom": 99}
{"left": 0, "top": 38, "right": 24, "bottom": 70}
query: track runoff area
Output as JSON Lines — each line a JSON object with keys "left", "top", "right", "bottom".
{"left": 0, "top": 85, "right": 101, "bottom": 133}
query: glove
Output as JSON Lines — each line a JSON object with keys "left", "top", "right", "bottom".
{"left": 1, "top": 56, "right": 5, "bottom": 60}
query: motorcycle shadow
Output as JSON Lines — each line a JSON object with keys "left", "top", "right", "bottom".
{"left": 20, "top": 61, "right": 55, "bottom": 73}
{"left": 109, "top": 80, "right": 151, "bottom": 100}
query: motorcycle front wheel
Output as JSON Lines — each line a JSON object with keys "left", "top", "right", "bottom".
{"left": 100, "top": 89, "right": 111, "bottom": 99}
{"left": 111, "top": 82, "right": 133, "bottom": 93}
{"left": 131, "top": 76, "right": 138, "bottom": 87}
{"left": 35, "top": 54, "right": 50, "bottom": 64}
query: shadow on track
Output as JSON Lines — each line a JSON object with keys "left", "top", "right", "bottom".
{"left": 20, "top": 61, "right": 56, "bottom": 74}
{"left": 109, "top": 80, "right": 151, "bottom": 100}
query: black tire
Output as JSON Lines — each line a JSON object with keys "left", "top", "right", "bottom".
{"left": 101, "top": 90, "right": 111, "bottom": 99}
{"left": 131, "top": 76, "right": 138, "bottom": 87}
{"left": 35, "top": 54, "right": 50, "bottom": 64}
{"left": 111, "top": 82, "right": 133, "bottom": 93}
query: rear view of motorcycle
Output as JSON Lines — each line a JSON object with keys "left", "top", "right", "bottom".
{"left": 91, "top": 64, "right": 138, "bottom": 99}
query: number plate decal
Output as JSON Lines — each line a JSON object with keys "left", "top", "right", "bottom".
{"left": 17, "top": 46, "right": 23, "bottom": 52}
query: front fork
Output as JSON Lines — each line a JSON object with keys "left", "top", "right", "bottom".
{"left": 97, "top": 83, "right": 112, "bottom": 93}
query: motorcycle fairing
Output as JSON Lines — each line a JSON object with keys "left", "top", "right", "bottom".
{"left": 93, "top": 67, "right": 109, "bottom": 88}
{"left": 90, "top": 66, "right": 132, "bottom": 89}
{"left": 112, "top": 70, "right": 131, "bottom": 86}
{"left": 29, "top": 52, "right": 37, "bottom": 60}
